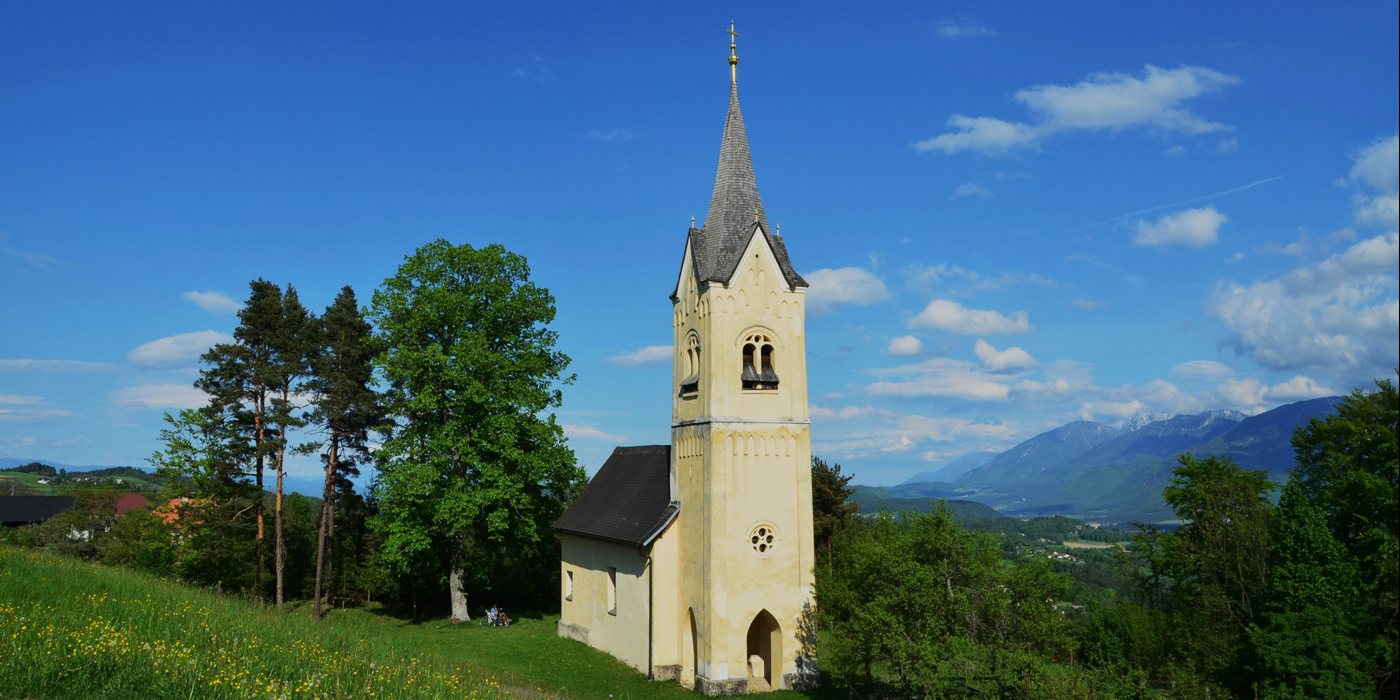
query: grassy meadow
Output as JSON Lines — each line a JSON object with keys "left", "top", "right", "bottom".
{"left": 0, "top": 546, "right": 811, "bottom": 699}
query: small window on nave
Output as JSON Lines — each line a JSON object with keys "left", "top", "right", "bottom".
{"left": 741, "top": 332, "right": 779, "bottom": 391}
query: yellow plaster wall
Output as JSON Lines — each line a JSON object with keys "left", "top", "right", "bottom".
{"left": 557, "top": 535, "right": 653, "bottom": 674}
{"left": 669, "top": 227, "right": 816, "bottom": 690}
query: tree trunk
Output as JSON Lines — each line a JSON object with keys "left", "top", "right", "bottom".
{"left": 254, "top": 387, "right": 266, "bottom": 603}
{"left": 449, "top": 537, "right": 470, "bottom": 623}
{"left": 274, "top": 457, "right": 285, "bottom": 606}
{"left": 274, "top": 387, "right": 288, "bottom": 607}
{"left": 312, "top": 435, "right": 338, "bottom": 620}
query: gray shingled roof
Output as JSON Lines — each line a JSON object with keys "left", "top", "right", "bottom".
{"left": 0, "top": 495, "right": 74, "bottom": 526}
{"left": 689, "top": 82, "right": 807, "bottom": 290}
{"left": 553, "top": 445, "right": 678, "bottom": 548}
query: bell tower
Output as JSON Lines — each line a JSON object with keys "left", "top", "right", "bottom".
{"left": 668, "top": 24, "right": 816, "bottom": 694}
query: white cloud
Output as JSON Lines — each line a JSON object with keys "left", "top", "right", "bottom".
{"left": 915, "top": 65, "right": 1238, "bottom": 156}
{"left": 605, "top": 345, "right": 672, "bottom": 367}
{"left": 1212, "top": 232, "right": 1398, "bottom": 377}
{"left": 809, "top": 404, "right": 884, "bottom": 420}
{"left": 887, "top": 335, "right": 924, "bottom": 356}
{"left": 935, "top": 20, "right": 997, "bottom": 39}
{"left": 0, "top": 359, "right": 115, "bottom": 373}
{"left": 913, "top": 115, "right": 1038, "bottom": 155}
{"left": 951, "top": 182, "right": 992, "bottom": 200}
{"left": 814, "top": 412, "right": 1014, "bottom": 461}
{"left": 973, "top": 339, "right": 1038, "bottom": 372}
{"left": 1133, "top": 206, "right": 1227, "bottom": 248}
{"left": 868, "top": 358, "right": 1012, "bottom": 401}
{"left": 1347, "top": 134, "right": 1399, "bottom": 229}
{"left": 804, "top": 267, "right": 890, "bottom": 315}
{"left": 127, "top": 331, "right": 233, "bottom": 367}
{"left": 183, "top": 290, "right": 242, "bottom": 314}
{"left": 0, "top": 407, "right": 77, "bottom": 422}
{"left": 562, "top": 424, "right": 627, "bottom": 443}
{"left": 1171, "top": 360, "right": 1234, "bottom": 380}
{"left": 1216, "top": 138, "right": 1239, "bottom": 154}
{"left": 587, "top": 128, "right": 635, "bottom": 143}
{"left": 1, "top": 247, "right": 64, "bottom": 272}
{"left": 909, "top": 299, "right": 1031, "bottom": 334}
{"left": 1072, "top": 297, "right": 1106, "bottom": 310}
{"left": 1078, "top": 398, "right": 1145, "bottom": 422}
{"left": 0, "top": 394, "right": 42, "bottom": 404}
{"left": 1347, "top": 134, "right": 1399, "bottom": 192}
{"left": 1266, "top": 375, "right": 1337, "bottom": 400}
{"left": 111, "top": 384, "right": 207, "bottom": 410}
{"left": 905, "top": 263, "right": 1057, "bottom": 295}
{"left": 1216, "top": 374, "right": 1338, "bottom": 413}
{"left": 1163, "top": 145, "right": 1186, "bottom": 157}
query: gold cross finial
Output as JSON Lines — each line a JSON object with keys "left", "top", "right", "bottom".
{"left": 728, "top": 21, "right": 739, "bottom": 83}
{"left": 691, "top": 215, "right": 696, "bottom": 228}
{"left": 754, "top": 208, "right": 760, "bottom": 223}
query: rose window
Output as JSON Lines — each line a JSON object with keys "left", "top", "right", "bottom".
{"left": 749, "top": 524, "right": 777, "bottom": 555}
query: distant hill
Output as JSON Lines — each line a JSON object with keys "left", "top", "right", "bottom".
{"left": 846, "top": 487, "right": 1007, "bottom": 523}
{"left": 1, "top": 459, "right": 333, "bottom": 499}
{"left": 957, "top": 420, "right": 1120, "bottom": 492}
{"left": 952, "top": 398, "right": 1340, "bottom": 522}
{"left": 901, "top": 451, "right": 997, "bottom": 484}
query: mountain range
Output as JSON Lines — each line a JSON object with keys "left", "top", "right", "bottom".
{"left": 886, "top": 396, "right": 1341, "bottom": 523}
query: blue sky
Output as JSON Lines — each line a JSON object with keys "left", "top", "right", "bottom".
{"left": 2, "top": 2, "right": 1397, "bottom": 486}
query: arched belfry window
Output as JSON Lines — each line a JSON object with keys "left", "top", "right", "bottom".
{"left": 741, "top": 332, "right": 779, "bottom": 391}
{"left": 679, "top": 332, "right": 701, "bottom": 397}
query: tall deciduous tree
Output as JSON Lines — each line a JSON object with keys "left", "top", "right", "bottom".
{"left": 1138, "top": 454, "right": 1274, "bottom": 690}
{"left": 1291, "top": 376, "right": 1398, "bottom": 693}
{"left": 305, "top": 286, "right": 381, "bottom": 619}
{"left": 1250, "top": 478, "right": 1372, "bottom": 699}
{"left": 368, "top": 240, "right": 583, "bottom": 623}
{"left": 816, "top": 506, "right": 1071, "bottom": 697}
{"left": 149, "top": 406, "right": 258, "bottom": 591}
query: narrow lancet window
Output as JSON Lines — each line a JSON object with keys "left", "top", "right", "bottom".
{"left": 680, "top": 333, "right": 701, "bottom": 397}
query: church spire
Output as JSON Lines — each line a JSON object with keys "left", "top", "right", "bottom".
{"left": 691, "top": 25, "right": 806, "bottom": 290}
{"left": 701, "top": 23, "right": 768, "bottom": 253}
{"left": 728, "top": 20, "right": 739, "bottom": 84}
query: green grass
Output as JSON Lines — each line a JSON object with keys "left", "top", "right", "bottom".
{"left": 0, "top": 470, "right": 162, "bottom": 496}
{"left": 0, "top": 547, "right": 814, "bottom": 699}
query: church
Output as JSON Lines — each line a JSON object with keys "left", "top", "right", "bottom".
{"left": 552, "top": 27, "right": 816, "bottom": 695}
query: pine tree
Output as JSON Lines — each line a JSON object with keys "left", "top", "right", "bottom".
{"left": 811, "top": 456, "right": 857, "bottom": 568}
{"left": 268, "top": 285, "right": 317, "bottom": 606}
{"left": 197, "top": 279, "right": 283, "bottom": 600}
{"left": 305, "top": 286, "right": 381, "bottom": 619}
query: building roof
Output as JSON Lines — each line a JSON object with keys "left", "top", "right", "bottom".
{"left": 553, "top": 445, "right": 678, "bottom": 548}
{"left": 0, "top": 495, "right": 74, "bottom": 526}
{"left": 112, "top": 492, "right": 152, "bottom": 515}
{"left": 689, "top": 81, "right": 806, "bottom": 291}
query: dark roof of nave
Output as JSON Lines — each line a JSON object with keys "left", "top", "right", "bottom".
{"left": 553, "top": 445, "right": 676, "bottom": 548}
{"left": 691, "top": 82, "right": 806, "bottom": 290}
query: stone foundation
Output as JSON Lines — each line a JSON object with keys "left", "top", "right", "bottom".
{"left": 652, "top": 664, "right": 681, "bottom": 681}
{"left": 556, "top": 621, "right": 589, "bottom": 645}
{"left": 695, "top": 676, "right": 748, "bottom": 696}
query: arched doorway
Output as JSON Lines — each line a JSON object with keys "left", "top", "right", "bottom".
{"left": 681, "top": 608, "right": 697, "bottom": 688}
{"left": 745, "top": 609, "right": 782, "bottom": 690}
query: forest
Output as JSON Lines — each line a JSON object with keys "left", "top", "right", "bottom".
{"left": 2, "top": 237, "right": 1396, "bottom": 698}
